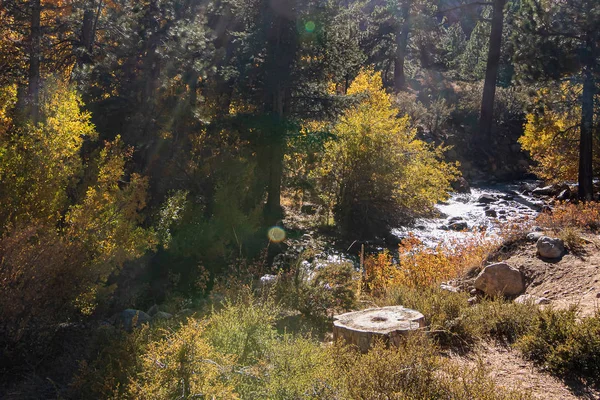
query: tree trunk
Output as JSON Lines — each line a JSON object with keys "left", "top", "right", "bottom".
{"left": 578, "top": 37, "right": 595, "bottom": 201}
{"left": 263, "top": 9, "right": 296, "bottom": 223}
{"left": 393, "top": 2, "right": 411, "bottom": 93}
{"left": 28, "top": 0, "right": 41, "bottom": 123}
{"left": 478, "top": 0, "right": 506, "bottom": 142}
{"left": 78, "top": 1, "right": 102, "bottom": 66}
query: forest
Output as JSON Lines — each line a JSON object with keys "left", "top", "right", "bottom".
{"left": 1, "top": 0, "right": 600, "bottom": 399}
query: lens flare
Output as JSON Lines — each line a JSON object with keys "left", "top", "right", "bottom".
{"left": 305, "top": 21, "right": 316, "bottom": 33}
{"left": 268, "top": 226, "right": 286, "bottom": 243}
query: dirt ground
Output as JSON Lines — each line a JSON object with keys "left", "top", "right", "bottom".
{"left": 454, "top": 233, "right": 600, "bottom": 399}
{"left": 449, "top": 342, "right": 600, "bottom": 400}
{"left": 503, "top": 234, "right": 600, "bottom": 317}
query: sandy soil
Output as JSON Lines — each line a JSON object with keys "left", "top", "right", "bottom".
{"left": 502, "top": 234, "right": 600, "bottom": 317}
{"left": 449, "top": 342, "right": 600, "bottom": 400}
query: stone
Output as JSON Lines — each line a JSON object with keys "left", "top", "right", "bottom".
{"left": 152, "top": 311, "right": 173, "bottom": 321}
{"left": 485, "top": 209, "right": 497, "bottom": 218}
{"left": 440, "top": 284, "right": 460, "bottom": 293}
{"left": 477, "top": 194, "right": 496, "bottom": 204}
{"left": 333, "top": 306, "right": 425, "bottom": 353}
{"left": 451, "top": 177, "right": 471, "bottom": 194}
{"left": 533, "top": 184, "right": 568, "bottom": 197}
{"left": 536, "top": 236, "right": 565, "bottom": 259}
{"left": 556, "top": 189, "right": 571, "bottom": 201}
{"left": 147, "top": 304, "right": 159, "bottom": 316}
{"left": 112, "top": 309, "right": 151, "bottom": 331}
{"left": 526, "top": 232, "right": 544, "bottom": 242}
{"left": 474, "top": 263, "right": 525, "bottom": 297}
{"left": 448, "top": 221, "right": 468, "bottom": 231}
{"left": 514, "top": 294, "right": 549, "bottom": 305}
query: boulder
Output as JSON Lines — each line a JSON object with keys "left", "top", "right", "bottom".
{"left": 556, "top": 189, "right": 572, "bottom": 201}
{"left": 536, "top": 236, "right": 565, "bottom": 259}
{"left": 440, "top": 284, "right": 460, "bottom": 293}
{"left": 451, "top": 177, "right": 471, "bottom": 194}
{"left": 152, "top": 311, "right": 173, "bottom": 321}
{"left": 533, "top": 184, "right": 568, "bottom": 197}
{"left": 147, "top": 304, "right": 159, "bottom": 317}
{"left": 448, "top": 221, "right": 468, "bottom": 231}
{"left": 526, "top": 232, "right": 544, "bottom": 242}
{"left": 112, "top": 309, "right": 151, "bottom": 331}
{"left": 485, "top": 209, "right": 497, "bottom": 218}
{"left": 477, "top": 194, "right": 496, "bottom": 204}
{"left": 514, "top": 294, "right": 550, "bottom": 305}
{"left": 474, "top": 263, "right": 525, "bottom": 297}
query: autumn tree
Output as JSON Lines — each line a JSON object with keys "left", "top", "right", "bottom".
{"left": 313, "top": 69, "right": 459, "bottom": 238}
{"left": 514, "top": 0, "right": 600, "bottom": 200}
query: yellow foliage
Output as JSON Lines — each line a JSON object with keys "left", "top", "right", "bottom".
{"left": 519, "top": 83, "right": 600, "bottom": 183}
{"left": 128, "top": 320, "right": 238, "bottom": 399}
{"left": 0, "top": 79, "right": 97, "bottom": 226}
{"left": 313, "top": 68, "right": 459, "bottom": 235}
{"left": 364, "top": 234, "right": 493, "bottom": 293}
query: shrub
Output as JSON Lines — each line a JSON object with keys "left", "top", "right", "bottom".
{"left": 537, "top": 201, "right": 600, "bottom": 232}
{"left": 204, "top": 293, "right": 278, "bottom": 365}
{"left": 274, "top": 260, "right": 359, "bottom": 322}
{"left": 517, "top": 308, "right": 600, "bottom": 386}
{"left": 363, "top": 234, "right": 493, "bottom": 293}
{"left": 312, "top": 69, "right": 459, "bottom": 237}
{"left": 127, "top": 320, "right": 237, "bottom": 399}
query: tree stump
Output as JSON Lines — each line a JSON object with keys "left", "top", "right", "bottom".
{"left": 333, "top": 306, "right": 425, "bottom": 353}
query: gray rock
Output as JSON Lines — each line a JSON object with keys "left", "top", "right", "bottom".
{"left": 440, "top": 284, "right": 460, "bottom": 293}
{"left": 477, "top": 194, "right": 496, "bottom": 204}
{"left": 112, "top": 309, "right": 151, "bottom": 331}
{"left": 536, "top": 236, "right": 565, "bottom": 259}
{"left": 526, "top": 232, "right": 544, "bottom": 242}
{"left": 147, "top": 304, "right": 159, "bottom": 316}
{"left": 556, "top": 189, "right": 571, "bottom": 201}
{"left": 485, "top": 209, "right": 497, "bottom": 218}
{"left": 533, "top": 184, "right": 567, "bottom": 196}
{"left": 448, "top": 221, "right": 468, "bottom": 231}
{"left": 514, "top": 294, "right": 550, "bottom": 305}
{"left": 152, "top": 311, "right": 173, "bottom": 321}
{"left": 474, "top": 263, "right": 525, "bottom": 297}
{"left": 451, "top": 177, "right": 471, "bottom": 194}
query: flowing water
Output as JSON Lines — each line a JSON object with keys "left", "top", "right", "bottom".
{"left": 393, "top": 180, "right": 545, "bottom": 247}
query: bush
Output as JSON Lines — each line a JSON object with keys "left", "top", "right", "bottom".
{"left": 363, "top": 234, "right": 493, "bottom": 294}
{"left": 128, "top": 320, "right": 236, "bottom": 399}
{"left": 517, "top": 308, "right": 600, "bottom": 386}
{"left": 274, "top": 259, "right": 359, "bottom": 322}
{"left": 204, "top": 292, "right": 278, "bottom": 365}
{"left": 537, "top": 201, "right": 600, "bottom": 232}
{"left": 312, "top": 69, "right": 459, "bottom": 237}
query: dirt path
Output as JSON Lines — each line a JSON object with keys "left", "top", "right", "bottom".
{"left": 449, "top": 343, "right": 600, "bottom": 399}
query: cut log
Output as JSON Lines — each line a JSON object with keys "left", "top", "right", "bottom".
{"left": 333, "top": 306, "right": 425, "bottom": 353}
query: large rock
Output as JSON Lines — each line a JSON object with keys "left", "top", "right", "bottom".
{"left": 112, "top": 309, "right": 151, "bottom": 331}
{"left": 536, "top": 236, "right": 565, "bottom": 259}
{"left": 451, "top": 177, "right": 471, "bottom": 194}
{"left": 477, "top": 194, "right": 497, "bottom": 204}
{"left": 474, "top": 263, "right": 525, "bottom": 297}
{"left": 533, "top": 184, "right": 568, "bottom": 197}
{"left": 333, "top": 306, "right": 425, "bottom": 353}
{"left": 448, "top": 221, "right": 468, "bottom": 231}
